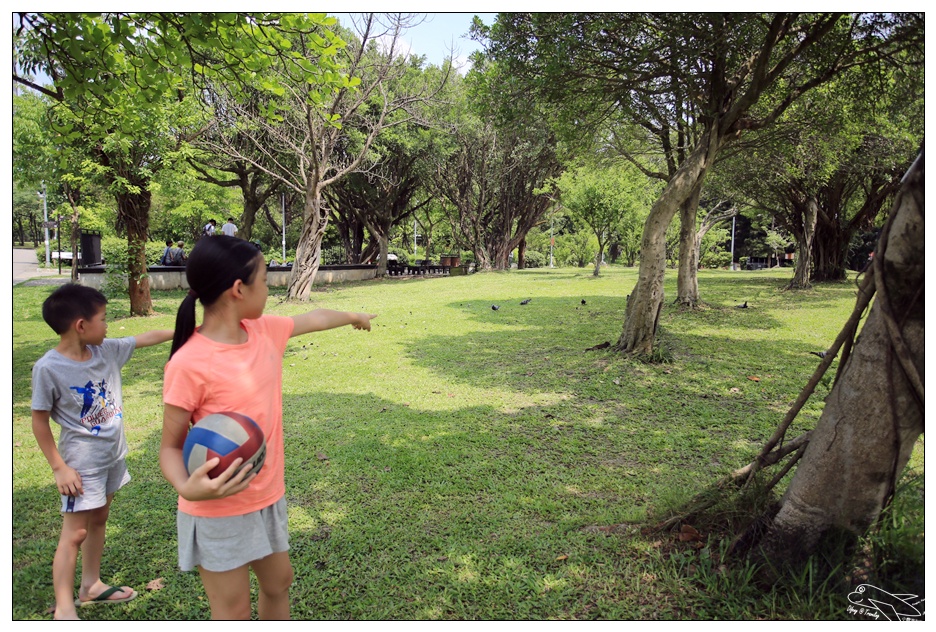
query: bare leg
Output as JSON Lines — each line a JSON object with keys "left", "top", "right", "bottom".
{"left": 251, "top": 551, "right": 293, "bottom": 620}
{"left": 76, "top": 495, "right": 111, "bottom": 601}
{"left": 52, "top": 512, "right": 91, "bottom": 620}
{"left": 198, "top": 564, "right": 252, "bottom": 620}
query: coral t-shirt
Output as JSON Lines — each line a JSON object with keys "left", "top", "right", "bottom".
{"left": 163, "top": 314, "right": 294, "bottom": 517}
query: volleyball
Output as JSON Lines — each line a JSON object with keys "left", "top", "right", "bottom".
{"left": 182, "top": 412, "right": 267, "bottom": 479}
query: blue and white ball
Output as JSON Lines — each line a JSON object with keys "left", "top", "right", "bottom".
{"left": 182, "top": 412, "right": 267, "bottom": 479}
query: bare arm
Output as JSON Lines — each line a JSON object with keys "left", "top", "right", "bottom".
{"left": 290, "top": 309, "right": 377, "bottom": 338}
{"left": 31, "top": 410, "right": 83, "bottom": 496}
{"left": 160, "top": 403, "right": 254, "bottom": 501}
{"left": 134, "top": 329, "right": 174, "bottom": 348}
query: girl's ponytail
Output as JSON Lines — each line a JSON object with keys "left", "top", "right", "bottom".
{"left": 170, "top": 291, "right": 199, "bottom": 358}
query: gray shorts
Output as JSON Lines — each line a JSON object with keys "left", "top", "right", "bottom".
{"left": 61, "top": 459, "right": 130, "bottom": 513}
{"left": 177, "top": 496, "right": 289, "bottom": 572}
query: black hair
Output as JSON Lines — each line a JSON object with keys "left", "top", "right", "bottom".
{"left": 170, "top": 235, "right": 263, "bottom": 358}
{"left": 165, "top": 239, "right": 173, "bottom": 247}
{"left": 42, "top": 283, "right": 108, "bottom": 335}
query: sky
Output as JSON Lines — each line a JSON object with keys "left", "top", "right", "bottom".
{"left": 333, "top": 13, "right": 498, "bottom": 72}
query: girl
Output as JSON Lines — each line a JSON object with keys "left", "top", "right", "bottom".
{"left": 160, "top": 236, "right": 375, "bottom": 620}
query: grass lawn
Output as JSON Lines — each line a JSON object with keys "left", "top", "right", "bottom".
{"left": 11, "top": 266, "right": 924, "bottom": 620}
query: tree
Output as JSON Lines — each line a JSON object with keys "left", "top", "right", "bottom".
{"left": 481, "top": 12, "right": 924, "bottom": 355}
{"left": 555, "top": 162, "right": 650, "bottom": 276}
{"left": 718, "top": 74, "right": 919, "bottom": 288}
{"left": 323, "top": 59, "right": 447, "bottom": 274}
{"left": 14, "top": 13, "right": 319, "bottom": 313}
{"left": 199, "top": 13, "right": 448, "bottom": 299}
{"left": 430, "top": 60, "right": 562, "bottom": 270}
{"left": 752, "top": 150, "right": 923, "bottom": 563}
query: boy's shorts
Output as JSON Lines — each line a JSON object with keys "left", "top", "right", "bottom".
{"left": 61, "top": 459, "right": 131, "bottom": 513}
{"left": 177, "top": 496, "right": 289, "bottom": 572}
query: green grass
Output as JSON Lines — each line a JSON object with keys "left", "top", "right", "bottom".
{"left": 12, "top": 266, "right": 924, "bottom": 620}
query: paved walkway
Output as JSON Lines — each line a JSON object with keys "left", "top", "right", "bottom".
{"left": 12, "top": 247, "right": 70, "bottom": 287}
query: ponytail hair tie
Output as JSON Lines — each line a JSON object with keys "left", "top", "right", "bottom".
{"left": 188, "top": 289, "right": 198, "bottom": 298}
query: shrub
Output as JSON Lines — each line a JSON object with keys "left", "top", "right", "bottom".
{"left": 701, "top": 250, "right": 733, "bottom": 269}
{"left": 522, "top": 250, "right": 547, "bottom": 268}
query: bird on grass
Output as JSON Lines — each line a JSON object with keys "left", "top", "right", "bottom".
{"left": 581, "top": 299, "right": 587, "bottom": 305}
{"left": 520, "top": 298, "right": 532, "bottom": 305}
{"left": 491, "top": 304, "right": 500, "bottom": 311}
{"left": 810, "top": 351, "right": 828, "bottom": 359}
{"left": 735, "top": 301, "right": 748, "bottom": 308}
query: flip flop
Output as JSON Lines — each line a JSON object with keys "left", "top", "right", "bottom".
{"left": 76, "top": 585, "right": 138, "bottom": 607}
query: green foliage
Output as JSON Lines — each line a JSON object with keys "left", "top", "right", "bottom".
{"left": 701, "top": 250, "right": 733, "bottom": 269}
{"left": 554, "top": 163, "right": 650, "bottom": 251}
{"left": 558, "top": 231, "right": 597, "bottom": 268}
{"left": 860, "top": 469, "right": 925, "bottom": 594}
{"left": 522, "top": 250, "right": 547, "bottom": 268}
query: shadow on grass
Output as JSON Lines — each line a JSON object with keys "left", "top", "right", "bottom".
{"left": 14, "top": 375, "right": 773, "bottom": 620}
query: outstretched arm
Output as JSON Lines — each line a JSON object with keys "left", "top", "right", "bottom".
{"left": 290, "top": 309, "right": 377, "bottom": 338}
{"left": 134, "top": 329, "right": 174, "bottom": 348}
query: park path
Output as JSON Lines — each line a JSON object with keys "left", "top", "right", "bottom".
{"left": 12, "top": 247, "right": 68, "bottom": 286}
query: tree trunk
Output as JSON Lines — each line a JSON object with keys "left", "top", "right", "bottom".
{"left": 593, "top": 239, "right": 604, "bottom": 277}
{"left": 758, "top": 152, "right": 924, "bottom": 561}
{"left": 788, "top": 197, "right": 818, "bottom": 290}
{"left": 117, "top": 189, "right": 153, "bottom": 316}
{"left": 617, "top": 131, "right": 718, "bottom": 355}
{"left": 240, "top": 194, "right": 262, "bottom": 242}
{"left": 376, "top": 234, "right": 389, "bottom": 277}
{"left": 675, "top": 184, "right": 703, "bottom": 306}
{"left": 288, "top": 189, "right": 326, "bottom": 300}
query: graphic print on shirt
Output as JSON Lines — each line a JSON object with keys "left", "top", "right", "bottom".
{"left": 68, "top": 377, "right": 121, "bottom": 435}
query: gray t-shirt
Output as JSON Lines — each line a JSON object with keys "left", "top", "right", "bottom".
{"left": 31, "top": 337, "right": 137, "bottom": 473}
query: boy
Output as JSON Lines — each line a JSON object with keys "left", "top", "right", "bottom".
{"left": 31, "top": 284, "right": 173, "bottom": 620}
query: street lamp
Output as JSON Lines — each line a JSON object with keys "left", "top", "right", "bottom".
{"left": 38, "top": 183, "right": 49, "bottom": 265}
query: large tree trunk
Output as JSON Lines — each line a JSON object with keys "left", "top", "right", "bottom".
{"left": 759, "top": 152, "right": 924, "bottom": 561}
{"left": 288, "top": 189, "right": 326, "bottom": 300}
{"left": 788, "top": 196, "right": 819, "bottom": 289}
{"left": 675, "top": 184, "right": 703, "bottom": 306}
{"left": 617, "top": 131, "right": 719, "bottom": 355}
{"left": 116, "top": 189, "right": 153, "bottom": 316}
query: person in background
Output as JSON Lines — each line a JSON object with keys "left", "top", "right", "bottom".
{"left": 159, "top": 240, "right": 174, "bottom": 265}
{"left": 221, "top": 217, "right": 238, "bottom": 238}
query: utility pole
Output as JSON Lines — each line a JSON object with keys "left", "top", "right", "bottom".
{"left": 39, "top": 183, "right": 49, "bottom": 265}
{"left": 730, "top": 215, "right": 737, "bottom": 271}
